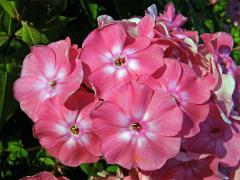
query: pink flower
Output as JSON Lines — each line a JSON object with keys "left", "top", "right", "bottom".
{"left": 201, "top": 32, "right": 237, "bottom": 75}
{"left": 157, "top": 2, "right": 187, "bottom": 30}
{"left": 34, "top": 92, "right": 101, "bottom": 167}
{"left": 21, "top": 171, "right": 68, "bottom": 180}
{"left": 155, "top": 151, "right": 215, "bottom": 180}
{"left": 140, "top": 60, "right": 211, "bottom": 137}
{"left": 183, "top": 104, "right": 240, "bottom": 167}
{"left": 90, "top": 81, "right": 182, "bottom": 170}
{"left": 80, "top": 23, "right": 164, "bottom": 98}
{"left": 13, "top": 38, "right": 83, "bottom": 121}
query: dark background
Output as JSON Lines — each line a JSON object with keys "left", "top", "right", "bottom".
{"left": 0, "top": 0, "right": 239, "bottom": 179}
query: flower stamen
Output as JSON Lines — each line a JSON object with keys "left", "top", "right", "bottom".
{"left": 70, "top": 125, "right": 80, "bottom": 135}
{"left": 114, "top": 57, "right": 126, "bottom": 66}
{"left": 49, "top": 80, "right": 57, "bottom": 89}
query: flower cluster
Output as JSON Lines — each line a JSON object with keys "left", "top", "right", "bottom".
{"left": 14, "top": 3, "right": 240, "bottom": 180}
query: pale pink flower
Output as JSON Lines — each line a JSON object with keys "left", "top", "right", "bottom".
{"left": 90, "top": 81, "right": 182, "bottom": 170}
{"left": 183, "top": 104, "right": 240, "bottom": 167}
{"left": 21, "top": 171, "right": 68, "bottom": 180}
{"left": 14, "top": 38, "right": 83, "bottom": 121}
{"left": 80, "top": 23, "right": 164, "bottom": 99}
{"left": 34, "top": 92, "right": 101, "bottom": 167}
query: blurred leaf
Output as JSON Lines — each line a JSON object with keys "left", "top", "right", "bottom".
{"left": 80, "top": 161, "right": 104, "bottom": 176}
{"left": 23, "top": 1, "right": 49, "bottom": 26}
{"left": 106, "top": 165, "right": 119, "bottom": 173}
{"left": 39, "top": 157, "right": 55, "bottom": 166}
{"left": 0, "top": 32, "right": 9, "bottom": 46}
{"left": 0, "top": 58, "right": 18, "bottom": 129}
{"left": 89, "top": 3, "right": 98, "bottom": 20}
{"left": 0, "top": 10, "right": 14, "bottom": 34}
{"left": 50, "top": 0, "right": 68, "bottom": 11}
{"left": 16, "top": 21, "right": 48, "bottom": 46}
{"left": 0, "top": 141, "right": 3, "bottom": 155}
{"left": 44, "top": 16, "right": 75, "bottom": 41}
{"left": 7, "top": 140, "right": 28, "bottom": 161}
{"left": 0, "top": 0, "right": 20, "bottom": 20}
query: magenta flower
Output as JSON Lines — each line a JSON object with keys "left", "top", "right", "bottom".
{"left": 34, "top": 92, "right": 101, "bottom": 167}
{"left": 155, "top": 151, "right": 215, "bottom": 180}
{"left": 13, "top": 38, "right": 83, "bottom": 121}
{"left": 80, "top": 23, "right": 164, "bottom": 98}
{"left": 183, "top": 104, "right": 240, "bottom": 167}
{"left": 90, "top": 81, "right": 182, "bottom": 170}
{"left": 21, "top": 171, "right": 68, "bottom": 180}
{"left": 157, "top": 2, "right": 187, "bottom": 30}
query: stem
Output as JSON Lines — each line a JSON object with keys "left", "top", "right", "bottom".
{"left": 25, "top": 146, "right": 41, "bottom": 152}
{"left": 233, "top": 47, "right": 240, "bottom": 51}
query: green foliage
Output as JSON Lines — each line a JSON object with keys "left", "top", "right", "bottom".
{"left": 0, "top": 0, "right": 240, "bottom": 179}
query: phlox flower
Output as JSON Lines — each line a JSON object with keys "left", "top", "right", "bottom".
{"left": 183, "top": 104, "right": 240, "bottom": 167}
{"left": 21, "top": 171, "right": 68, "bottom": 180}
{"left": 90, "top": 81, "right": 183, "bottom": 170}
{"left": 80, "top": 23, "right": 164, "bottom": 98}
{"left": 139, "top": 60, "right": 211, "bottom": 137}
{"left": 155, "top": 151, "right": 215, "bottom": 180}
{"left": 13, "top": 38, "right": 83, "bottom": 121}
{"left": 157, "top": 2, "right": 187, "bottom": 30}
{"left": 34, "top": 92, "right": 101, "bottom": 167}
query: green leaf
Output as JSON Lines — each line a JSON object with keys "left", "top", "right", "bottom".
{"left": 0, "top": 10, "right": 14, "bottom": 34}
{"left": 106, "top": 165, "right": 119, "bottom": 173}
{"left": 88, "top": 3, "right": 98, "bottom": 19}
{"left": 39, "top": 157, "right": 55, "bottom": 166}
{"left": 0, "top": 0, "right": 19, "bottom": 20}
{"left": 0, "top": 32, "right": 9, "bottom": 46}
{"left": 0, "top": 59, "right": 18, "bottom": 129}
{"left": 6, "top": 140, "right": 28, "bottom": 161}
{"left": 80, "top": 161, "right": 104, "bottom": 176}
{"left": 16, "top": 21, "right": 48, "bottom": 46}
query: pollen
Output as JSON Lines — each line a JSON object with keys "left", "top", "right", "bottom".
{"left": 114, "top": 57, "right": 126, "bottom": 66}
{"left": 70, "top": 125, "right": 80, "bottom": 135}
{"left": 131, "top": 122, "right": 142, "bottom": 132}
{"left": 49, "top": 80, "right": 57, "bottom": 89}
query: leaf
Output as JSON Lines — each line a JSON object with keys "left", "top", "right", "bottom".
{"left": 0, "top": 0, "right": 19, "bottom": 20}
{"left": 0, "top": 10, "right": 14, "bottom": 34}
{"left": 0, "top": 59, "right": 18, "bottom": 129}
{"left": 0, "top": 32, "right": 9, "bottom": 46}
{"left": 106, "top": 165, "right": 119, "bottom": 173}
{"left": 39, "top": 157, "right": 55, "bottom": 166}
{"left": 88, "top": 3, "right": 98, "bottom": 19}
{"left": 7, "top": 140, "right": 28, "bottom": 161}
{"left": 16, "top": 21, "right": 48, "bottom": 46}
{"left": 80, "top": 161, "right": 104, "bottom": 176}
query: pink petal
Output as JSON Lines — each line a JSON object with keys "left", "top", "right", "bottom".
{"left": 101, "top": 132, "right": 136, "bottom": 169}
{"left": 177, "top": 63, "right": 210, "bottom": 104}
{"left": 157, "top": 60, "right": 182, "bottom": 92}
{"left": 123, "top": 36, "right": 150, "bottom": 56}
{"left": 88, "top": 65, "right": 133, "bottom": 98}
{"left": 164, "top": 2, "right": 175, "bottom": 22}
{"left": 135, "top": 135, "right": 181, "bottom": 170}
{"left": 127, "top": 44, "right": 164, "bottom": 74}
{"left": 106, "top": 81, "right": 153, "bottom": 121}
{"left": 144, "top": 90, "right": 183, "bottom": 136}
{"left": 21, "top": 46, "right": 56, "bottom": 79}
{"left": 55, "top": 60, "right": 83, "bottom": 104}
{"left": 181, "top": 103, "right": 210, "bottom": 137}
{"left": 13, "top": 76, "right": 50, "bottom": 120}
{"left": 137, "top": 15, "right": 155, "bottom": 38}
